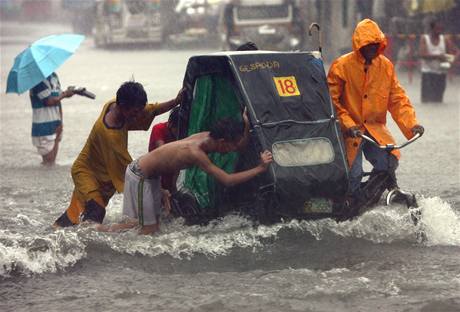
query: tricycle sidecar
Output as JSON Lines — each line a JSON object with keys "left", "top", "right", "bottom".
{"left": 174, "top": 51, "right": 350, "bottom": 223}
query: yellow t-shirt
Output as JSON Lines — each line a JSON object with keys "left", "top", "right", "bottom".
{"left": 71, "top": 99, "right": 159, "bottom": 201}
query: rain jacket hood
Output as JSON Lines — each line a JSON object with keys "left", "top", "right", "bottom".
{"left": 352, "top": 18, "right": 387, "bottom": 57}
{"left": 327, "top": 19, "right": 419, "bottom": 167}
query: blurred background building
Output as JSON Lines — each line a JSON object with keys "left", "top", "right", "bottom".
{"left": 1, "top": 0, "right": 459, "bottom": 72}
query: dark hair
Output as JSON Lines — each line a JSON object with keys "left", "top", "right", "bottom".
{"left": 429, "top": 18, "right": 444, "bottom": 30}
{"left": 209, "top": 117, "right": 244, "bottom": 142}
{"left": 236, "top": 41, "right": 259, "bottom": 51}
{"left": 116, "top": 81, "right": 147, "bottom": 108}
{"left": 168, "top": 107, "right": 181, "bottom": 128}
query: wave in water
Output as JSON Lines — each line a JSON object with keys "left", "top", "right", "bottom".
{"left": 0, "top": 229, "right": 86, "bottom": 277}
{"left": 1, "top": 196, "right": 458, "bottom": 277}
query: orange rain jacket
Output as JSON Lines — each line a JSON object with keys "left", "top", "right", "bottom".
{"left": 327, "top": 19, "right": 419, "bottom": 167}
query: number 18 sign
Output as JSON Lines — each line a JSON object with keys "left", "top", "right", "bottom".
{"left": 273, "top": 76, "right": 300, "bottom": 97}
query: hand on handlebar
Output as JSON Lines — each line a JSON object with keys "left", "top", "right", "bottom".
{"left": 411, "top": 125, "right": 424, "bottom": 137}
{"left": 348, "top": 126, "right": 363, "bottom": 138}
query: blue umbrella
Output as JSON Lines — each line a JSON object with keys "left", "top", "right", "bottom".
{"left": 6, "top": 34, "right": 85, "bottom": 94}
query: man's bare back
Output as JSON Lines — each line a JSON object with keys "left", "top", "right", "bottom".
{"left": 138, "top": 132, "right": 210, "bottom": 177}
{"left": 138, "top": 130, "right": 272, "bottom": 187}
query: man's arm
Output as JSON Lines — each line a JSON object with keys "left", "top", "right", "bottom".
{"left": 195, "top": 150, "right": 272, "bottom": 187}
{"left": 388, "top": 66, "right": 419, "bottom": 139}
{"left": 236, "top": 108, "right": 250, "bottom": 150}
{"left": 44, "top": 87, "right": 75, "bottom": 106}
{"left": 446, "top": 36, "right": 460, "bottom": 59}
{"left": 152, "top": 87, "right": 186, "bottom": 116}
{"left": 128, "top": 88, "right": 185, "bottom": 131}
{"left": 327, "top": 61, "right": 357, "bottom": 131}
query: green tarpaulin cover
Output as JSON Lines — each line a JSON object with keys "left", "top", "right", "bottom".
{"left": 183, "top": 74, "right": 242, "bottom": 210}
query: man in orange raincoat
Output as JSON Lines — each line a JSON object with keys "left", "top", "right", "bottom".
{"left": 327, "top": 19, "right": 424, "bottom": 203}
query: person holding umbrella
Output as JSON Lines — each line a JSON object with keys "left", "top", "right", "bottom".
{"left": 6, "top": 34, "right": 86, "bottom": 165}
{"left": 29, "top": 72, "right": 76, "bottom": 165}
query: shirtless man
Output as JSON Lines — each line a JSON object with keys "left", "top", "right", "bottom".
{"left": 98, "top": 116, "right": 273, "bottom": 234}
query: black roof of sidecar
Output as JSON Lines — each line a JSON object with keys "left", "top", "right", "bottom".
{"left": 182, "top": 51, "right": 335, "bottom": 127}
{"left": 180, "top": 51, "right": 350, "bottom": 210}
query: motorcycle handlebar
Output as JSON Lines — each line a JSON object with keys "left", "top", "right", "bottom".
{"left": 359, "top": 133, "right": 421, "bottom": 151}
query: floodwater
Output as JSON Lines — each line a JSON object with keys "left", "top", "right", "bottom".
{"left": 1, "top": 22, "right": 460, "bottom": 312}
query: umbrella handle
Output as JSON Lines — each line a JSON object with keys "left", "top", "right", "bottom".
{"left": 73, "top": 87, "right": 96, "bottom": 100}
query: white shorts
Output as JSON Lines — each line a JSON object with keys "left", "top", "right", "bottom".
{"left": 32, "top": 132, "right": 62, "bottom": 156}
{"left": 32, "top": 136, "right": 54, "bottom": 156}
{"left": 122, "top": 162, "right": 162, "bottom": 226}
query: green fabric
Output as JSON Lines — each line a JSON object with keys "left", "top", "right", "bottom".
{"left": 184, "top": 75, "right": 241, "bottom": 210}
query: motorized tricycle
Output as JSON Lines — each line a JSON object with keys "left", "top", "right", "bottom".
{"left": 171, "top": 44, "right": 420, "bottom": 225}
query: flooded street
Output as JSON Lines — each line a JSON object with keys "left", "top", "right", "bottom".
{"left": 1, "top": 21, "right": 460, "bottom": 312}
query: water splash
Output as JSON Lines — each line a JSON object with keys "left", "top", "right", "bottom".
{"left": 311, "top": 205, "right": 417, "bottom": 243}
{"left": 0, "top": 229, "right": 86, "bottom": 277}
{"left": 1, "top": 196, "right": 458, "bottom": 277}
{"left": 70, "top": 196, "right": 460, "bottom": 261}
{"left": 94, "top": 215, "right": 283, "bottom": 259}
{"left": 418, "top": 196, "right": 460, "bottom": 246}
{"left": 276, "top": 196, "right": 460, "bottom": 245}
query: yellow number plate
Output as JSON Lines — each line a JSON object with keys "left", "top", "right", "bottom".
{"left": 273, "top": 76, "right": 300, "bottom": 97}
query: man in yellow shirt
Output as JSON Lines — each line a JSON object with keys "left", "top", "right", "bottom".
{"left": 54, "top": 81, "right": 184, "bottom": 227}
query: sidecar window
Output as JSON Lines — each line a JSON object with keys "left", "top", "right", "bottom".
{"left": 272, "top": 138, "right": 334, "bottom": 167}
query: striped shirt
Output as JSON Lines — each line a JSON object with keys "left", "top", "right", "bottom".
{"left": 29, "top": 72, "right": 62, "bottom": 138}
